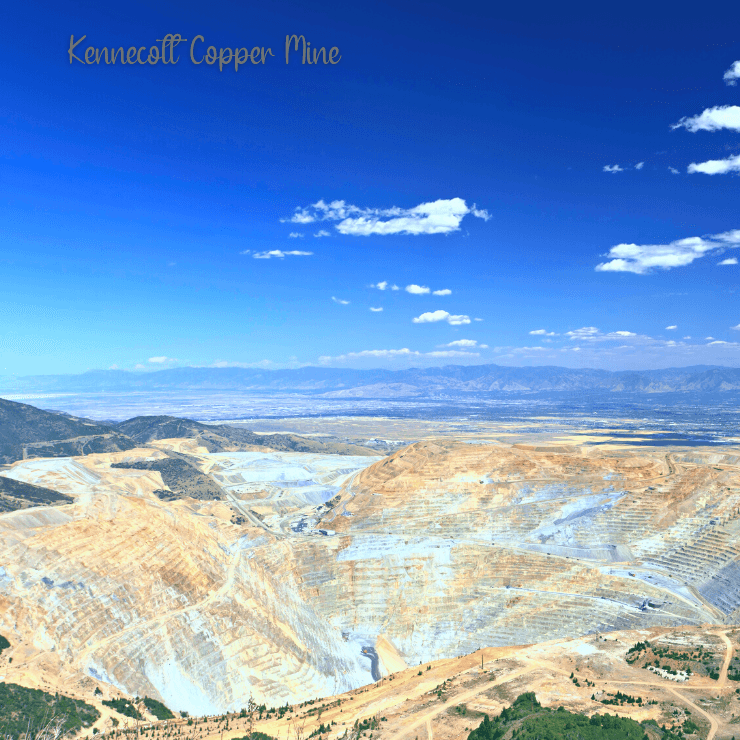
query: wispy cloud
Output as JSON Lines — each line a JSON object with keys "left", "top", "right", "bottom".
{"left": 668, "top": 167, "right": 680, "bottom": 174}
{"left": 731, "top": 324, "right": 740, "bottom": 331}
{"left": 672, "top": 105, "right": 740, "bottom": 133}
{"left": 210, "top": 359, "right": 277, "bottom": 369}
{"left": 318, "top": 347, "right": 480, "bottom": 363}
{"left": 281, "top": 209, "right": 315, "bottom": 224}
{"left": 666, "top": 325, "right": 677, "bottom": 330}
{"left": 332, "top": 296, "right": 350, "bottom": 305}
{"left": 565, "top": 327, "right": 638, "bottom": 341}
{"left": 595, "top": 229, "right": 740, "bottom": 274}
{"left": 288, "top": 232, "right": 304, "bottom": 238}
{"left": 412, "top": 310, "right": 471, "bottom": 325}
{"left": 406, "top": 284, "right": 430, "bottom": 295}
{"left": 245, "top": 249, "right": 314, "bottom": 259}
{"left": 314, "top": 230, "right": 331, "bottom": 238}
{"left": 719, "top": 257, "right": 738, "bottom": 265}
{"left": 370, "top": 281, "right": 399, "bottom": 291}
{"left": 634, "top": 162, "right": 644, "bottom": 170}
{"left": 529, "top": 329, "right": 557, "bottom": 336}
{"left": 369, "top": 307, "right": 383, "bottom": 312}
{"left": 441, "top": 339, "right": 488, "bottom": 348}
{"left": 603, "top": 164, "right": 624, "bottom": 173}
{"left": 688, "top": 154, "right": 740, "bottom": 175}
{"left": 282, "top": 198, "right": 490, "bottom": 236}
{"left": 432, "top": 288, "right": 452, "bottom": 296}
{"left": 565, "top": 327, "right": 600, "bottom": 340}
{"left": 725, "top": 60, "right": 740, "bottom": 86}
{"left": 148, "top": 356, "right": 177, "bottom": 364}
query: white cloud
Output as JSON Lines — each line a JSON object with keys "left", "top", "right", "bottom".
{"left": 369, "top": 307, "right": 383, "bottom": 312}
{"left": 250, "top": 250, "right": 314, "bottom": 259}
{"left": 529, "top": 329, "right": 557, "bottom": 336}
{"left": 563, "top": 327, "right": 643, "bottom": 342}
{"left": 314, "top": 230, "right": 331, "bottom": 238}
{"left": 288, "top": 232, "right": 304, "bottom": 238}
{"left": 706, "top": 337, "right": 715, "bottom": 340}
{"left": 683, "top": 336, "right": 691, "bottom": 339}
{"left": 370, "top": 281, "right": 399, "bottom": 291}
{"left": 427, "top": 350, "right": 480, "bottom": 357}
{"left": 665, "top": 325, "right": 677, "bottom": 330}
{"left": 432, "top": 288, "right": 452, "bottom": 296}
{"left": 332, "top": 296, "right": 350, "bottom": 305}
{"left": 412, "top": 310, "right": 471, "bottom": 325}
{"left": 725, "top": 60, "right": 740, "bottom": 86}
{"left": 406, "top": 284, "right": 431, "bottom": 295}
{"left": 668, "top": 167, "right": 680, "bottom": 174}
{"left": 319, "top": 347, "right": 479, "bottom": 363}
{"left": 442, "top": 339, "right": 479, "bottom": 348}
{"left": 719, "top": 257, "right": 738, "bottom": 265}
{"left": 281, "top": 208, "right": 315, "bottom": 224}
{"left": 109, "top": 364, "right": 119, "bottom": 370}
{"left": 672, "top": 105, "right": 740, "bottom": 132}
{"left": 603, "top": 165, "right": 624, "bottom": 173}
{"left": 321, "top": 348, "right": 418, "bottom": 361}
{"left": 688, "top": 154, "right": 740, "bottom": 175}
{"left": 210, "top": 359, "right": 276, "bottom": 369}
{"left": 595, "top": 229, "right": 740, "bottom": 274}
{"left": 732, "top": 324, "right": 740, "bottom": 331}
{"left": 283, "top": 198, "right": 490, "bottom": 236}
{"left": 566, "top": 327, "right": 600, "bottom": 339}
{"left": 134, "top": 363, "right": 146, "bottom": 370}
{"left": 708, "top": 340, "right": 729, "bottom": 345}
{"left": 634, "top": 162, "right": 644, "bottom": 170}
{"left": 474, "top": 317, "right": 483, "bottom": 322}
{"left": 148, "top": 356, "right": 176, "bottom": 364}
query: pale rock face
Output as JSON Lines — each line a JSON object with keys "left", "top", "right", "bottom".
{"left": 0, "top": 442, "right": 739, "bottom": 712}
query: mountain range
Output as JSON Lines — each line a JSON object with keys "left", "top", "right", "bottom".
{"left": 2, "top": 364, "right": 740, "bottom": 396}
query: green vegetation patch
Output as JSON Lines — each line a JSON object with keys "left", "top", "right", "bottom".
{"left": 110, "top": 457, "right": 223, "bottom": 501}
{"left": 102, "top": 698, "right": 142, "bottom": 720}
{"left": 626, "top": 640, "right": 720, "bottom": 679}
{"left": 0, "top": 634, "right": 10, "bottom": 655}
{"left": 0, "top": 476, "right": 73, "bottom": 512}
{"left": 0, "top": 682, "right": 100, "bottom": 739}
{"left": 468, "top": 692, "right": 647, "bottom": 740}
{"left": 142, "top": 697, "right": 174, "bottom": 720}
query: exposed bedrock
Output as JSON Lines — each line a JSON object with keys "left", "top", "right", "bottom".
{"left": 0, "top": 440, "right": 739, "bottom": 712}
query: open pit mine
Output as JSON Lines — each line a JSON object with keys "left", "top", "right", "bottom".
{"left": 1, "top": 408, "right": 739, "bottom": 718}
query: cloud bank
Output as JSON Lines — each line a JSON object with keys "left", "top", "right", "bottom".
{"left": 283, "top": 198, "right": 490, "bottom": 236}
{"left": 412, "top": 310, "right": 471, "bottom": 325}
{"left": 688, "top": 154, "right": 740, "bottom": 175}
{"left": 672, "top": 105, "right": 740, "bottom": 133}
{"left": 244, "top": 249, "right": 313, "bottom": 259}
{"left": 725, "top": 61, "right": 740, "bottom": 86}
{"left": 595, "top": 229, "right": 740, "bottom": 274}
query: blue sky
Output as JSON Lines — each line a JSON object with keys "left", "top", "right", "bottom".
{"left": 1, "top": 0, "right": 739, "bottom": 375}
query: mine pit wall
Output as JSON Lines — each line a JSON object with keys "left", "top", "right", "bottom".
{"left": 278, "top": 535, "right": 709, "bottom": 670}
{"left": 0, "top": 497, "right": 370, "bottom": 714}
{"left": 3, "top": 442, "right": 740, "bottom": 713}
